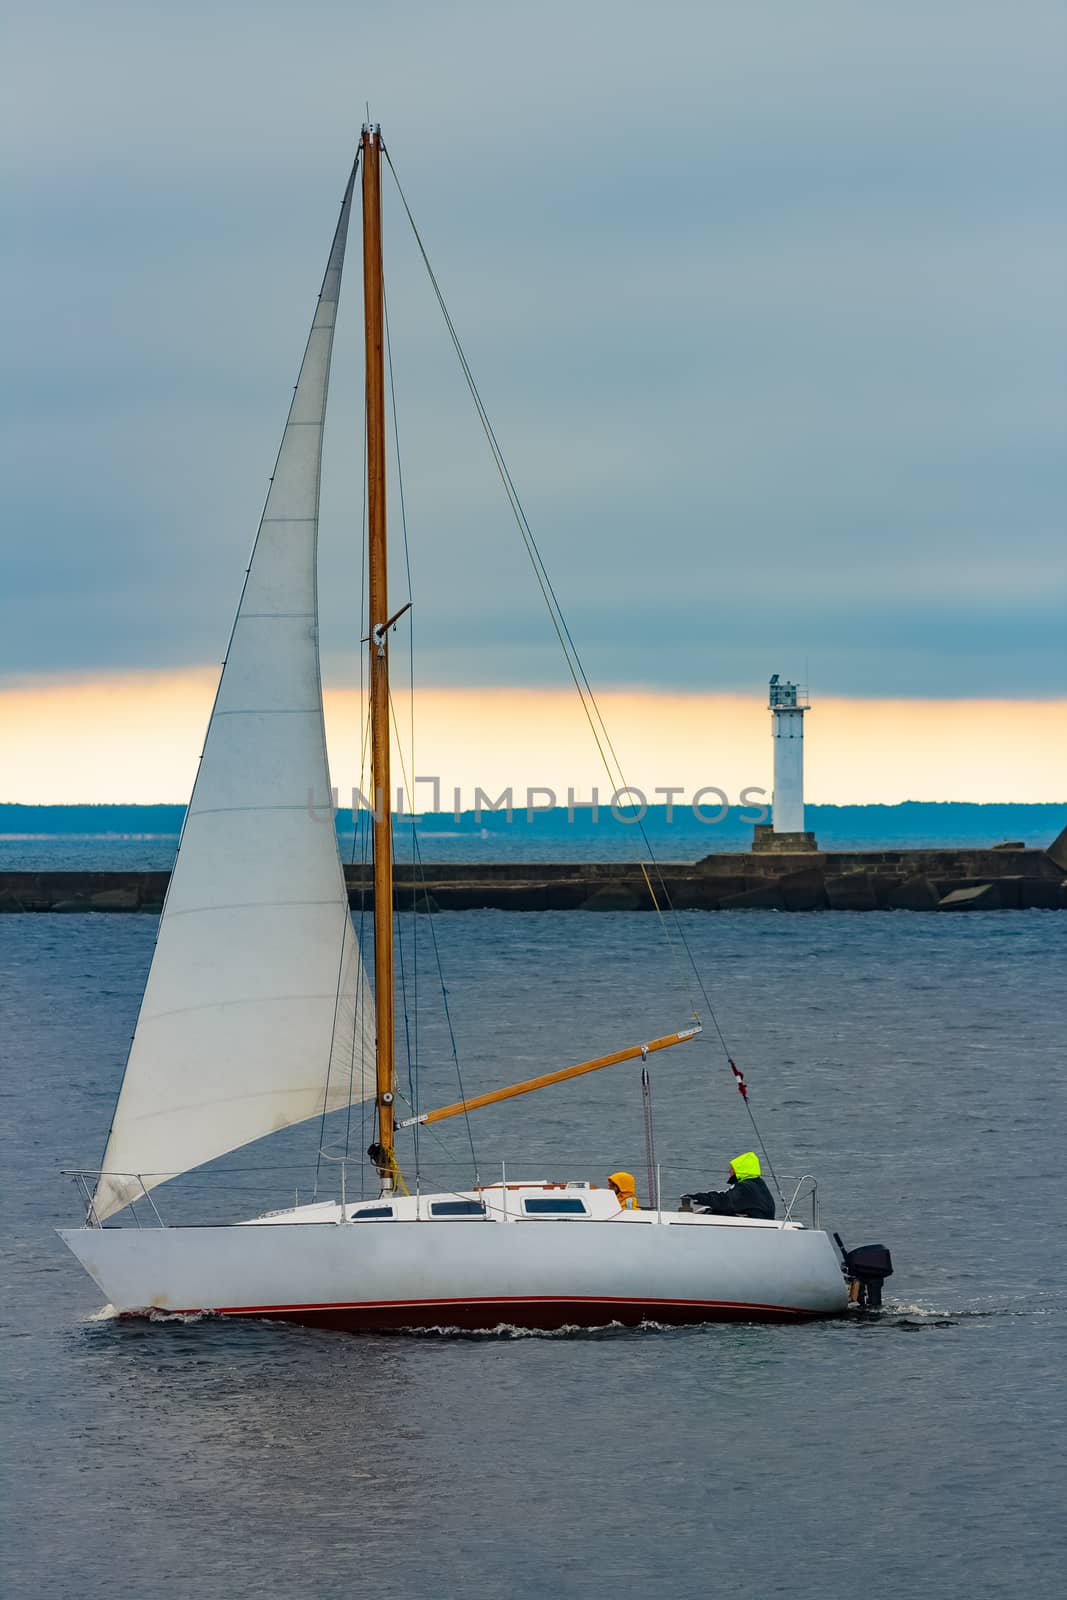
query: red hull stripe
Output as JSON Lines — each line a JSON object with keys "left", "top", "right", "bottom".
{"left": 177, "top": 1293, "right": 816, "bottom": 1319}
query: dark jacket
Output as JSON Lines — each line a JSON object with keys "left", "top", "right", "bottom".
{"left": 686, "top": 1175, "right": 776, "bottom": 1220}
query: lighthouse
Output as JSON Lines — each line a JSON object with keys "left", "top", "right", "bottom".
{"left": 753, "top": 676, "right": 818, "bottom": 853}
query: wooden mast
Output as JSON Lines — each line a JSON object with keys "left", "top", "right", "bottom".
{"left": 361, "top": 124, "right": 396, "bottom": 1184}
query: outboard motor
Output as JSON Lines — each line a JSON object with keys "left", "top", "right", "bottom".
{"left": 836, "top": 1238, "right": 894, "bottom": 1309}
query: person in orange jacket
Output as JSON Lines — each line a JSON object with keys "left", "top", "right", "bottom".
{"left": 608, "top": 1171, "right": 640, "bottom": 1210}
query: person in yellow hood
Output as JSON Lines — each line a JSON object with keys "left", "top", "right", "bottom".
{"left": 681, "top": 1152, "right": 775, "bottom": 1219}
{"left": 607, "top": 1171, "right": 640, "bottom": 1211}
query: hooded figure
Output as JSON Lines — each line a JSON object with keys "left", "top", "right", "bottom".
{"left": 681, "top": 1152, "right": 775, "bottom": 1220}
{"left": 608, "top": 1171, "right": 640, "bottom": 1211}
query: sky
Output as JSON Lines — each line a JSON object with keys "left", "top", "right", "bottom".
{"left": 2, "top": 673, "right": 1062, "bottom": 807}
{"left": 2, "top": 1, "right": 1065, "bottom": 802}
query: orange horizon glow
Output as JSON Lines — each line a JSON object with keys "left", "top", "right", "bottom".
{"left": 1, "top": 667, "right": 1065, "bottom": 806}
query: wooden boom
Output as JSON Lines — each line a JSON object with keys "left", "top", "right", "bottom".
{"left": 397, "top": 1025, "right": 702, "bottom": 1128}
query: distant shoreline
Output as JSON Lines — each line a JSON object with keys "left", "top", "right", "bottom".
{"left": 1, "top": 799, "right": 1063, "bottom": 852}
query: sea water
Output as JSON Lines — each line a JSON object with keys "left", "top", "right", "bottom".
{"left": 1, "top": 909, "right": 1064, "bottom": 1598}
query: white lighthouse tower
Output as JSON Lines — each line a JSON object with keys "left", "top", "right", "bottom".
{"left": 753, "top": 675, "right": 818, "bottom": 853}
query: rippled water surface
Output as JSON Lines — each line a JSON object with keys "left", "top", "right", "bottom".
{"left": 2, "top": 910, "right": 1064, "bottom": 1598}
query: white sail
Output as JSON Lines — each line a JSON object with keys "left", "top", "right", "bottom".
{"left": 93, "top": 166, "right": 374, "bottom": 1223}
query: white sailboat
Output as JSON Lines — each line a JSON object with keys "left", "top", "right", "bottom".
{"left": 60, "top": 129, "right": 863, "bottom": 1330}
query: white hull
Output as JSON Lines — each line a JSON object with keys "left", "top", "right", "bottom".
{"left": 60, "top": 1210, "right": 848, "bottom": 1331}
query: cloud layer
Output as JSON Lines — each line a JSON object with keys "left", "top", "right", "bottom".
{"left": 3, "top": 2, "right": 1064, "bottom": 702}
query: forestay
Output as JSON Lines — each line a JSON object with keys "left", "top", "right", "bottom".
{"left": 93, "top": 166, "right": 373, "bottom": 1222}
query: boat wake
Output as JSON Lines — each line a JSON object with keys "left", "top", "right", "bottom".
{"left": 385, "top": 1318, "right": 676, "bottom": 1340}
{"left": 146, "top": 1308, "right": 213, "bottom": 1324}
{"left": 886, "top": 1301, "right": 953, "bottom": 1316}
{"left": 850, "top": 1293, "right": 1067, "bottom": 1331}
{"left": 84, "top": 1304, "right": 215, "bottom": 1327}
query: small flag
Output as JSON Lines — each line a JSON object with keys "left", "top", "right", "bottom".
{"left": 729, "top": 1060, "right": 748, "bottom": 1101}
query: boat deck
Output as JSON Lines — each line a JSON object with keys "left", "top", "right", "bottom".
{"left": 246, "top": 1181, "right": 804, "bottom": 1229}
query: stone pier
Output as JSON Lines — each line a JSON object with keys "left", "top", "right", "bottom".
{"left": 1, "top": 841, "right": 1064, "bottom": 913}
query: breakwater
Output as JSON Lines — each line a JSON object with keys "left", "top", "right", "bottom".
{"left": 2, "top": 839, "right": 1064, "bottom": 913}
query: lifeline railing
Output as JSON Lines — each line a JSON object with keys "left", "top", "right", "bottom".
{"left": 60, "top": 1169, "right": 167, "bottom": 1229}
{"left": 781, "top": 1174, "right": 819, "bottom": 1229}
{"left": 61, "top": 1163, "right": 823, "bottom": 1230}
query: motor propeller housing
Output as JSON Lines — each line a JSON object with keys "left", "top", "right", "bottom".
{"left": 836, "top": 1239, "right": 894, "bottom": 1309}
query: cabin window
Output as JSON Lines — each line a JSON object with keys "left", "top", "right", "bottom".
{"left": 430, "top": 1200, "right": 487, "bottom": 1217}
{"left": 353, "top": 1206, "right": 394, "bottom": 1219}
{"left": 522, "top": 1198, "right": 588, "bottom": 1215}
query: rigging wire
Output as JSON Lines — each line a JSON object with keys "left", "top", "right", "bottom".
{"left": 380, "top": 145, "right": 694, "bottom": 992}
{"left": 404, "top": 844, "right": 481, "bottom": 1191}
{"left": 313, "top": 147, "right": 374, "bottom": 1204}
{"left": 348, "top": 316, "right": 372, "bottom": 1166}
{"left": 382, "top": 218, "right": 480, "bottom": 1194}
{"left": 387, "top": 687, "right": 481, "bottom": 1187}
{"left": 351, "top": 640, "right": 376, "bottom": 1194}
{"left": 381, "top": 140, "right": 782, "bottom": 1195}
{"left": 382, "top": 263, "right": 424, "bottom": 1190}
